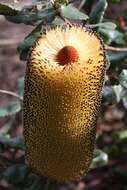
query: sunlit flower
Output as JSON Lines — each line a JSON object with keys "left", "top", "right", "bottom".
{"left": 24, "top": 25, "right": 106, "bottom": 182}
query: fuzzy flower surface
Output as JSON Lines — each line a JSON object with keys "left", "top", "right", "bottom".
{"left": 24, "top": 25, "right": 106, "bottom": 182}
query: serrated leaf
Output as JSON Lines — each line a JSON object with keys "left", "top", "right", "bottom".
{"left": 0, "top": 3, "right": 18, "bottom": 16}
{"left": 89, "top": 0, "right": 108, "bottom": 24}
{"left": 90, "top": 149, "right": 108, "bottom": 169}
{"left": 0, "top": 101, "right": 21, "bottom": 118}
{"left": 6, "top": 5, "right": 55, "bottom": 25}
{"left": 61, "top": 4, "right": 88, "bottom": 20}
{"left": 18, "top": 33, "right": 40, "bottom": 61}
{"left": 3, "top": 164, "right": 29, "bottom": 184}
{"left": 0, "top": 136, "right": 24, "bottom": 150}
{"left": 18, "top": 24, "right": 42, "bottom": 61}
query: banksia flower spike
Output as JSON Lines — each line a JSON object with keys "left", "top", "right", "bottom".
{"left": 23, "top": 25, "right": 106, "bottom": 182}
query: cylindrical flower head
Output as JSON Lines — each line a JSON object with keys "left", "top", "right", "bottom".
{"left": 23, "top": 25, "right": 106, "bottom": 182}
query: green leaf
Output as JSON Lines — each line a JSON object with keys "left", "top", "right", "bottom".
{"left": 122, "top": 95, "right": 127, "bottom": 109}
{"left": 102, "top": 86, "right": 116, "bottom": 104}
{"left": 0, "top": 136, "right": 24, "bottom": 150}
{"left": 112, "top": 85, "right": 123, "bottom": 103}
{"left": 119, "top": 69, "right": 127, "bottom": 88}
{"left": 0, "top": 123, "right": 11, "bottom": 135}
{"left": 89, "top": 0, "right": 108, "bottom": 24}
{"left": 0, "top": 117, "right": 15, "bottom": 135}
{"left": 117, "top": 130, "right": 127, "bottom": 140}
{"left": 17, "top": 76, "right": 24, "bottom": 96}
{"left": 18, "top": 24, "right": 42, "bottom": 61}
{"left": 52, "top": 18, "right": 65, "bottom": 27}
{"left": 108, "top": 52, "right": 127, "bottom": 63}
{"left": 90, "top": 22, "right": 117, "bottom": 30}
{"left": 0, "top": 3, "right": 18, "bottom": 16}
{"left": 0, "top": 101, "right": 21, "bottom": 118}
{"left": 119, "top": 89, "right": 127, "bottom": 108}
{"left": 3, "top": 164, "right": 29, "bottom": 184}
{"left": 61, "top": 4, "right": 88, "bottom": 20}
{"left": 106, "top": 135, "right": 127, "bottom": 159}
{"left": 6, "top": 5, "right": 55, "bottom": 25}
{"left": 99, "top": 28, "right": 125, "bottom": 45}
{"left": 110, "top": 84, "right": 127, "bottom": 106}
{"left": 90, "top": 149, "right": 108, "bottom": 169}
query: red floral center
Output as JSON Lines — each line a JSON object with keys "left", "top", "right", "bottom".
{"left": 56, "top": 46, "right": 79, "bottom": 66}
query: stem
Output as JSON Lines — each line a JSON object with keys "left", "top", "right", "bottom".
{"left": 105, "top": 45, "right": 127, "bottom": 52}
{"left": 78, "top": 0, "right": 86, "bottom": 10}
{"left": 0, "top": 90, "right": 23, "bottom": 102}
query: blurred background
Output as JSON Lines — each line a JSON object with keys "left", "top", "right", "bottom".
{"left": 0, "top": 0, "right": 127, "bottom": 189}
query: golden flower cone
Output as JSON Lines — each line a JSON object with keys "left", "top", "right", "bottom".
{"left": 23, "top": 25, "right": 106, "bottom": 182}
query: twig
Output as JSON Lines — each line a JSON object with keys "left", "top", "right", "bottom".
{"left": 0, "top": 39, "right": 20, "bottom": 46}
{"left": 78, "top": 0, "right": 86, "bottom": 10}
{"left": 105, "top": 45, "right": 127, "bottom": 52}
{"left": 0, "top": 90, "right": 23, "bottom": 102}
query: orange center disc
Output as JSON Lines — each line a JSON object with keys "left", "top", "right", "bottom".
{"left": 56, "top": 46, "right": 79, "bottom": 66}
